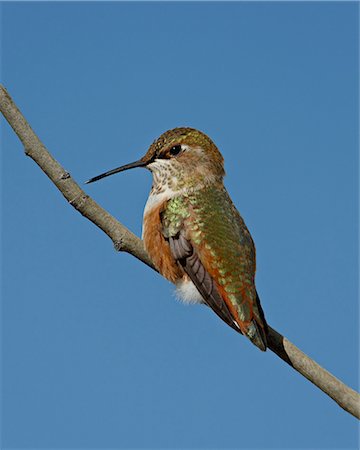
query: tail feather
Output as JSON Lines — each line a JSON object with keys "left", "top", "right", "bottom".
{"left": 246, "top": 290, "right": 268, "bottom": 351}
{"left": 247, "top": 319, "right": 267, "bottom": 351}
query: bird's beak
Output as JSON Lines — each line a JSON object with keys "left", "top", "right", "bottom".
{"left": 85, "top": 159, "right": 147, "bottom": 184}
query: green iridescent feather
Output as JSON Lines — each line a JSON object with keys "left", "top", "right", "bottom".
{"left": 161, "top": 184, "right": 262, "bottom": 326}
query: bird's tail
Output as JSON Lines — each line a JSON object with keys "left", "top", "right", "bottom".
{"left": 246, "top": 319, "right": 268, "bottom": 351}
{"left": 246, "top": 291, "right": 268, "bottom": 351}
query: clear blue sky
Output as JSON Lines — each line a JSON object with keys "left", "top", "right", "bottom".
{"left": 1, "top": 2, "right": 358, "bottom": 449}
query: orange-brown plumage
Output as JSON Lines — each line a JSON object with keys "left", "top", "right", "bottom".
{"left": 143, "top": 203, "right": 183, "bottom": 283}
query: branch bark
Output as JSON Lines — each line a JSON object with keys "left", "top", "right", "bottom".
{"left": 1, "top": 84, "right": 359, "bottom": 420}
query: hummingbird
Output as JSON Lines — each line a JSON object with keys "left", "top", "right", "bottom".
{"left": 86, "top": 128, "right": 268, "bottom": 351}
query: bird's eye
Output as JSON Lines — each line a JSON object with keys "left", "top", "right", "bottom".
{"left": 169, "top": 145, "right": 182, "bottom": 156}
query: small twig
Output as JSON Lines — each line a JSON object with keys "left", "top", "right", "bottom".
{"left": 1, "top": 84, "right": 359, "bottom": 420}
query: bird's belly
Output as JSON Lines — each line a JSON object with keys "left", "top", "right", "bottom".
{"left": 175, "top": 278, "right": 204, "bottom": 305}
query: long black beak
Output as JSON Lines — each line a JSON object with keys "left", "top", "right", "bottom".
{"left": 85, "top": 159, "right": 147, "bottom": 184}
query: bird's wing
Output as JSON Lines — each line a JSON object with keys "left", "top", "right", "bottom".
{"left": 168, "top": 231, "right": 241, "bottom": 334}
{"left": 161, "top": 187, "right": 267, "bottom": 351}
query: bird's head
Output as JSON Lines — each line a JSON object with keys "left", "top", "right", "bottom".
{"left": 86, "top": 127, "right": 225, "bottom": 192}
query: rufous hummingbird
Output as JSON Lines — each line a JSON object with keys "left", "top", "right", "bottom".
{"left": 86, "top": 128, "right": 268, "bottom": 351}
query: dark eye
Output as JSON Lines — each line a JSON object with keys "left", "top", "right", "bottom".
{"left": 169, "top": 145, "right": 182, "bottom": 156}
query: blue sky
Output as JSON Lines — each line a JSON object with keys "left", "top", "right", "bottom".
{"left": 1, "top": 2, "right": 359, "bottom": 449}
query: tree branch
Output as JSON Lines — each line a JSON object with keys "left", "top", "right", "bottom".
{"left": 1, "top": 84, "right": 359, "bottom": 420}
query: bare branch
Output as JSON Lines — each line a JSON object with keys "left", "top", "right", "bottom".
{"left": 0, "top": 85, "right": 155, "bottom": 271}
{"left": 1, "top": 84, "right": 359, "bottom": 420}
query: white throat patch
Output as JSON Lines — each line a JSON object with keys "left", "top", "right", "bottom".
{"left": 143, "top": 158, "right": 182, "bottom": 216}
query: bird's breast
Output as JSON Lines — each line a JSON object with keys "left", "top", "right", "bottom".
{"left": 143, "top": 186, "right": 177, "bottom": 221}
